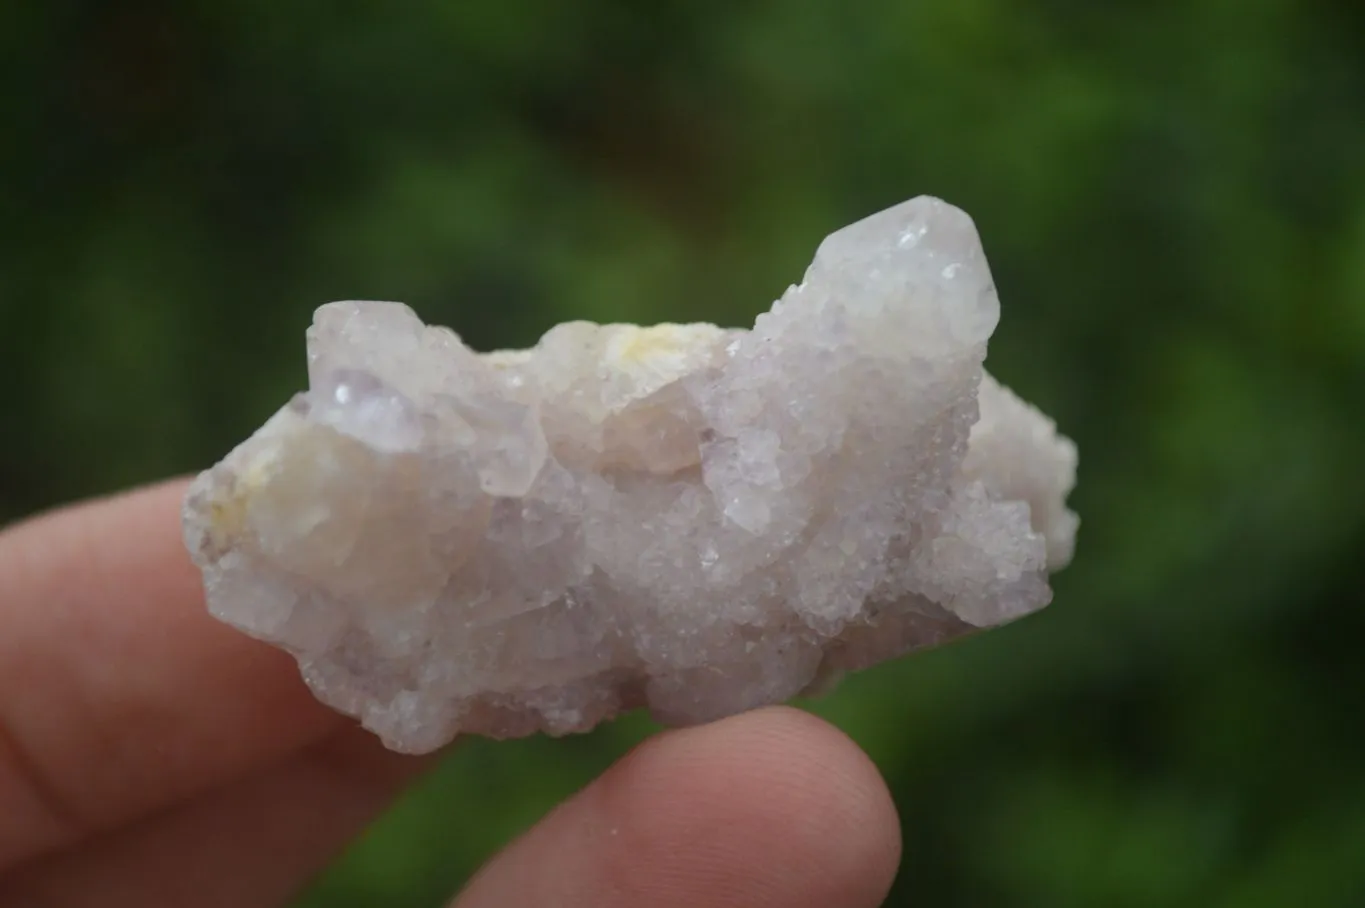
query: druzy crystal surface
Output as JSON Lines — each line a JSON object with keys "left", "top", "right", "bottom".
{"left": 183, "top": 197, "right": 1078, "bottom": 754}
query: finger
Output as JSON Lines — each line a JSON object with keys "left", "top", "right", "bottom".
{"left": 0, "top": 725, "right": 434, "bottom": 908}
{"left": 454, "top": 706, "right": 901, "bottom": 908}
{"left": 0, "top": 480, "right": 347, "bottom": 869}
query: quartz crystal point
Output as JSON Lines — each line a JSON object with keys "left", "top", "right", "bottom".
{"left": 183, "top": 197, "right": 1079, "bottom": 754}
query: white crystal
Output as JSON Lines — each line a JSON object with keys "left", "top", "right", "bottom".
{"left": 183, "top": 196, "right": 1078, "bottom": 754}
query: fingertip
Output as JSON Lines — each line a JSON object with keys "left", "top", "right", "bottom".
{"left": 600, "top": 706, "right": 902, "bottom": 907}
{"left": 0, "top": 478, "right": 346, "bottom": 868}
{"left": 456, "top": 706, "right": 901, "bottom": 908}
{"left": 752, "top": 707, "right": 902, "bottom": 903}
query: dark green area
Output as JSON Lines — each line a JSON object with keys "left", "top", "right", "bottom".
{"left": 4, "top": 1, "right": 1364, "bottom": 905}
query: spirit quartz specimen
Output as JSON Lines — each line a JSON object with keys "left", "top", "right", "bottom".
{"left": 184, "top": 196, "right": 1078, "bottom": 754}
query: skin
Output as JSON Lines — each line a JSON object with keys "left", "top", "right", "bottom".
{"left": 0, "top": 480, "right": 902, "bottom": 907}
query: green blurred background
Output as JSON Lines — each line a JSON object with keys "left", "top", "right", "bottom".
{"left": 4, "top": 1, "right": 1365, "bottom": 905}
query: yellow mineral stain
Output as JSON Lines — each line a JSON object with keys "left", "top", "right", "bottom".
{"left": 207, "top": 446, "right": 280, "bottom": 536}
{"left": 613, "top": 324, "right": 705, "bottom": 365}
{"left": 207, "top": 496, "right": 246, "bottom": 536}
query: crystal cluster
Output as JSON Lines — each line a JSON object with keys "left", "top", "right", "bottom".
{"left": 183, "top": 197, "right": 1078, "bottom": 754}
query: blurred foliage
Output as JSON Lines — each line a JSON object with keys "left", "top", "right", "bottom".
{"left": 4, "top": 0, "right": 1365, "bottom": 905}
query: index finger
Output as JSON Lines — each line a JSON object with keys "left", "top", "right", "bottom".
{"left": 0, "top": 480, "right": 347, "bottom": 870}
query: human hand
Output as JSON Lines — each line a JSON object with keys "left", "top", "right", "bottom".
{"left": 0, "top": 480, "right": 901, "bottom": 906}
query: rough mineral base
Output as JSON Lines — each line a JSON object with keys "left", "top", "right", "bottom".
{"left": 183, "top": 196, "right": 1079, "bottom": 754}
